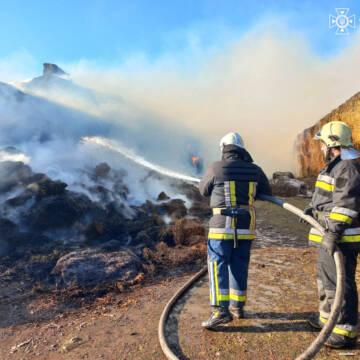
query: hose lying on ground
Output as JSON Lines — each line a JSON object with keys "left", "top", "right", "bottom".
{"left": 158, "top": 194, "right": 345, "bottom": 360}
{"left": 158, "top": 266, "right": 208, "bottom": 360}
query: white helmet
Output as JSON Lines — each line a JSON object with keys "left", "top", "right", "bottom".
{"left": 219, "top": 132, "right": 245, "bottom": 152}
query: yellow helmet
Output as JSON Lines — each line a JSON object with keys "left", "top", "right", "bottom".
{"left": 313, "top": 121, "right": 353, "bottom": 147}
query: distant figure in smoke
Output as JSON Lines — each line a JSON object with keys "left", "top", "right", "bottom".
{"left": 187, "top": 144, "right": 203, "bottom": 175}
{"left": 199, "top": 132, "right": 271, "bottom": 329}
{"left": 304, "top": 121, "right": 360, "bottom": 348}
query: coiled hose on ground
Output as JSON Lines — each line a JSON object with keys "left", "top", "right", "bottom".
{"left": 158, "top": 194, "right": 345, "bottom": 360}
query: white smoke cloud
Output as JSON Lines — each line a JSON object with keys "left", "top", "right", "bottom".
{"left": 0, "top": 80, "right": 197, "bottom": 207}
{"left": 2, "top": 20, "right": 360, "bottom": 179}
{"left": 9, "top": 67, "right": 203, "bottom": 181}
{"left": 0, "top": 150, "right": 30, "bottom": 164}
{"left": 61, "top": 25, "right": 360, "bottom": 176}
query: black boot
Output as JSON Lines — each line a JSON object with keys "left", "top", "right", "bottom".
{"left": 201, "top": 307, "right": 233, "bottom": 329}
{"left": 229, "top": 305, "right": 244, "bottom": 319}
{"left": 325, "top": 332, "right": 357, "bottom": 349}
{"left": 307, "top": 317, "right": 324, "bottom": 330}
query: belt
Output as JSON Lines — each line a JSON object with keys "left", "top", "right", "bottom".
{"left": 213, "top": 205, "right": 254, "bottom": 215}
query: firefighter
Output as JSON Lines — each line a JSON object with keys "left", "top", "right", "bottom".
{"left": 199, "top": 132, "right": 271, "bottom": 329}
{"left": 304, "top": 121, "right": 360, "bottom": 348}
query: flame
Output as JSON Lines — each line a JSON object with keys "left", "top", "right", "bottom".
{"left": 191, "top": 156, "right": 199, "bottom": 164}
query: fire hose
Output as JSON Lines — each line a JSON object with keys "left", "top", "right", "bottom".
{"left": 158, "top": 194, "right": 345, "bottom": 360}
{"left": 83, "top": 136, "right": 346, "bottom": 357}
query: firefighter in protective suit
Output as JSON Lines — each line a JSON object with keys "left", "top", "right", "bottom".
{"left": 305, "top": 121, "right": 360, "bottom": 348}
{"left": 199, "top": 132, "right": 271, "bottom": 329}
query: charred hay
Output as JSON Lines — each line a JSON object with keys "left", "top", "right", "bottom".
{"left": 0, "top": 159, "right": 208, "bottom": 295}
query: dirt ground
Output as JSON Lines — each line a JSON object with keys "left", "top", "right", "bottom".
{"left": 1, "top": 197, "right": 360, "bottom": 360}
{"left": 175, "top": 247, "right": 360, "bottom": 360}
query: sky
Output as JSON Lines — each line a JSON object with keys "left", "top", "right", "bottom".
{"left": 1, "top": 0, "right": 360, "bottom": 71}
{"left": 1, "top": 0, "right": 360, "bottom": 174}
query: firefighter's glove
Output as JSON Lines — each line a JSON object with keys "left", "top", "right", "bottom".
{"left": 299, "top": 207, "right": 313, "bottom": 224}
{"left": 321, "top": 231, "right": 338, "bottom": 256}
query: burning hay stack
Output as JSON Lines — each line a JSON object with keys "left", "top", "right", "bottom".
{"left": 295, "top": 92, "right": 360, "bottom": 177}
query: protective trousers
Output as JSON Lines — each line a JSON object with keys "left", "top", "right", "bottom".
{"left": 207, "top": 238, "right": 251, "bottom": 309}
{"left": 317, "top": 247, "right": 359, "bottom": 337}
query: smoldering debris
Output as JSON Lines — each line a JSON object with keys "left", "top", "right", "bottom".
{"left": 0, "top": 156, "right": 209, "bottom": 291}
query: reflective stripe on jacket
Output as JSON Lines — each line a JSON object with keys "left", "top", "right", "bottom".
{"left": 199, "top": 144, "right": 271, "bottom": 240}
{"left": 308, "top": 155, "right": 360, "bottom": 249}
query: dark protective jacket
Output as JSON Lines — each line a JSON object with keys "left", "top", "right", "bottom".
{"left": 199, "top": 145, "right": 271, "bottom": 240}
{"left": 308, "top": 155, "right": 360, "bottom": 249}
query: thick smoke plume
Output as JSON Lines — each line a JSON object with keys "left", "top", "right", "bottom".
{"left": 0, "top": 71, "right": 202, "bottom": 208}
{"left": 3, "top": 22, "right": 360, "bottom": 177}
{"left": 64, "top": 30, "right": 360, "bottom": 175}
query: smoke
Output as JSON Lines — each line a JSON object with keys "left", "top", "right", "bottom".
{"left": 2, "top": 20, "right": 360, "bottom": 179}
{"left": 0, "top": 150, "right": 30, "bottom": 164}
{"left": 60, "top": 26, "right": 360, "bottom": 175}
{"left": 0, "top": 81, "right": 199, "bottom": 207}
{"left": 12, "top": 69, "right": 203, "bottom": 178}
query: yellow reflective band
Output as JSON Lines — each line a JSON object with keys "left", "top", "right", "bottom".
{"left": 209, "top": 233, "right": 255, "bottom": 240}
{"left": 230, "top": 293, "right": 246, "bottom": 302}
{"left": 214, "top": 311, "right": 219, "bottom": 317}
{"left": 315, "top": 181, "right": 334, "bottom": 192}
{"left": 214, "top": 261, "right": 219, "bottom": 306}
{"left": 310, "top": 233, "right": 360, "bottom": 243}
{"left": 248, "top": 182, "right": 254, "bottom": 206}
{"left": 249, "top": 209, "right": 255, "bottom": 230}
{"left": 319, "top": 316, "right": 357, "bottom": 338}
{"left": 333, "top": 327, "right": 357, "bottom": 339}
{"left": 330, "top": 213, "right": 353, "bottom": 225}
{"left": 230, "top": 181, "right": 236, "bottom": 206}
{"left": 218, "top": 294, "right": 230, "bottom": 301}
{"left": 339, "top": 235, "right": 360, "bottom": 243}
{"left": 212, "top": 208, "right": 222, "bottom": 215}
{"left": 332, "top": 206, "right": 358, "bottom": 218}
{"left": 309, "top": 234, "right": 322, "bottom": 243}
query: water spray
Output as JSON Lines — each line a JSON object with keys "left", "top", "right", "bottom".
{"left": 81, "top": 136, "right": 201, "bottom": 183}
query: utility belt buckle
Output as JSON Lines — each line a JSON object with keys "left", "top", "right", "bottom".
{"left": 220, "top": 207, "right": 248, "bottom": 249}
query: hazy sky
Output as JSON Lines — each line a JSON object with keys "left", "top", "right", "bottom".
{"left": 1, "top": 0, "right": 360, "bottom": 71}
